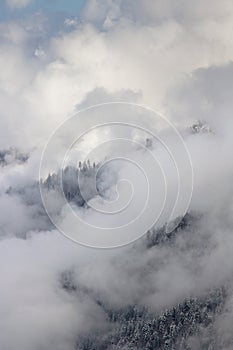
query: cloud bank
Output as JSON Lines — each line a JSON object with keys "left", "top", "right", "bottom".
{"left": 1, "top": 0, "right": 233, "bottom": 349}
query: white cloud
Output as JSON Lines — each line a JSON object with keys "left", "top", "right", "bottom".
{"left": 0, "top": 0, "right": 233, "bottom": 347}
{"left": 6, "top": 0, "right": 33, "bottom": 9}
{"left": 0, "top": 0, "right": 233, "bottom": 151}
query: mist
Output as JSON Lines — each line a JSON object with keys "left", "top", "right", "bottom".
{"left": 1, "top": 1, "right": 233, "bottom": 349}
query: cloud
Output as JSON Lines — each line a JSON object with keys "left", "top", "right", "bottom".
{"left": 0, "top": 0, "right": 233, "bottom": 348}
{"left": 0, "top": 0, "right": 232, "bottom": 150}
{"left": 0, "top": 232, "right": 109, "bottom": 350}
{"left": 6, "top": 0, "right": 33, "bottom": 9}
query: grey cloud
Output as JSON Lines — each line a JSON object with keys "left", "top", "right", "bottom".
{"left": 0, "top": 1, "right": 233, "bottom": 349}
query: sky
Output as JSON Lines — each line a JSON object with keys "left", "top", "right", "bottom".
{"left": 1, "top": 0, "right": 233, "bottom": 349}
{"left": 0, "top": 0, "right": 85, "bottom": 20}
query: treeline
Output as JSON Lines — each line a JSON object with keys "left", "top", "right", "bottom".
{"left": 77, "top": 288, "right": 226, "bottom": 350}
{"left": 42, "top": 161, "right": 102, "bottom": 206}
{"left": 0, "top": 147, "right": 29, "bottom": 167}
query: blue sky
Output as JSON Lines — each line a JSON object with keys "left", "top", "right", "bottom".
{"left": 0, "top": 0, "right": 86, "bottom": 21}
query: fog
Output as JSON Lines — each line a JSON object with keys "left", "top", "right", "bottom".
{"left": 1, "top": 0, "right": 233, "bottom": 349}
